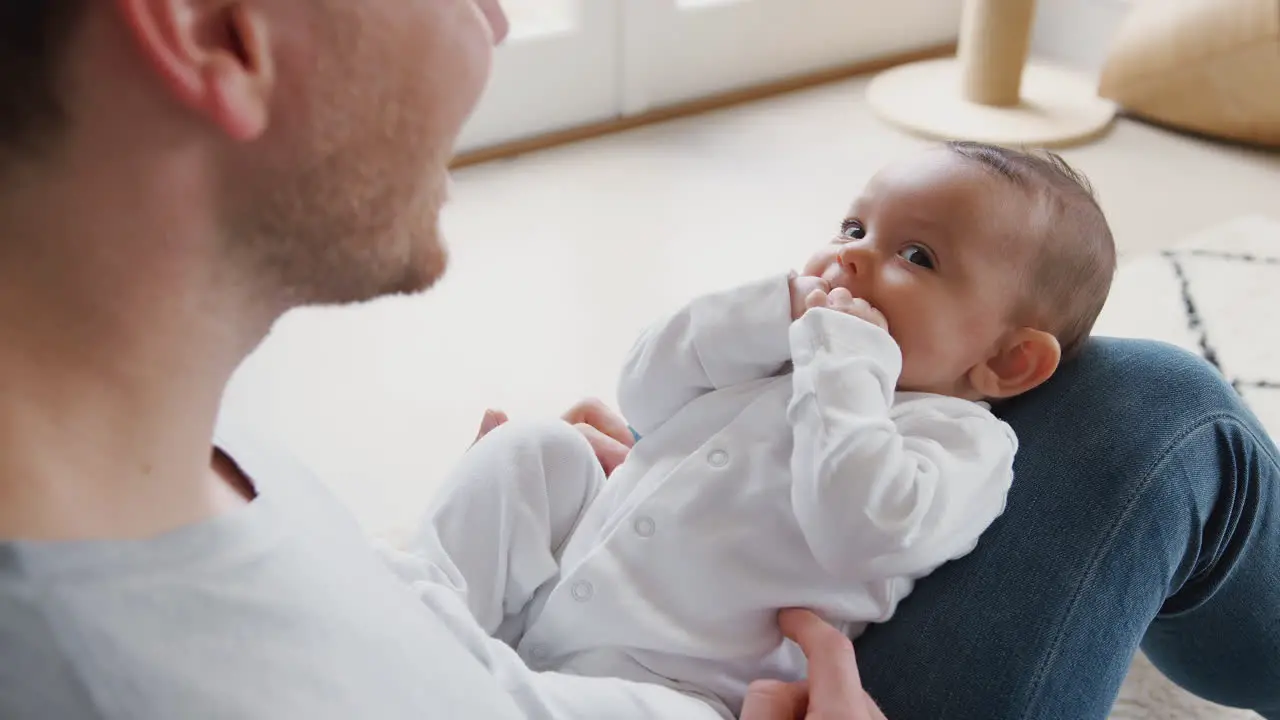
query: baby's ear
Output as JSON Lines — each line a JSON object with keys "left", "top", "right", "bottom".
{"left": 968, "top": 329, "right": 1061, "bottom": 400}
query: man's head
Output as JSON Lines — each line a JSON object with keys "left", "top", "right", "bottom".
{"left": 800, "top": 142, "right": 1115, "bottom": 401}
{"left": 1, "top": 0, "right": 508, "bottom": 308}
{"left": 0, "top": 2, "right": 85, "bottom": 163}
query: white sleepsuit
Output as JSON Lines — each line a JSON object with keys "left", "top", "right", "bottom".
{"left": 423, "top": 273, "right": 1018, "bottom": 718}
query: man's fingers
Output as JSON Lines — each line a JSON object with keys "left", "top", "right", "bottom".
{"left": 741, "top": 679, "right": 809, "bottom": 720}
{"left": 562, "top": 398, "right": 634, "bottom": 448}
{"left": 574, "top": 424, "right": 630, "bottom": 476}
{"left": 486, "top": 400, "right": 633, "bottom": 475}
{"left": 473, "top": 409, "right": 509, "bottom": 445}
{"left": 863, "top": 693, "right": 890, "bottom": 720}
{"left": 779, "top": 608, "right": 866, "bottom": 714}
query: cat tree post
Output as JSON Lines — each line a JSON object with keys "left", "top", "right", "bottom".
{"left": 867, "top": 0, "right": 1117, "bottom": 147}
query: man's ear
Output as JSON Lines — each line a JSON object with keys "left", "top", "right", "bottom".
{"left": 115, "top": 0, "right": 275, "bottom": 140}
{"left": 967, "top": 328, "right": 1061, "bottom": 400}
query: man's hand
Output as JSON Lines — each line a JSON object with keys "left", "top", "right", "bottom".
{"left": 559, "top": 398, "right": 634, "bottom": 476}
{"left": 790, "top": 275, "right": 831, "bottom": 321}
{"left": 741, "top": 609, "right": 889, "bottom": 720}
{"left": 802, "top": 286, "right": 888, "bottom": 332}
{"left": 473, "top": 399, "right": 634, "bottom": 477}
{"left": 475, "top": 409, "right": 509, "bottom": 439}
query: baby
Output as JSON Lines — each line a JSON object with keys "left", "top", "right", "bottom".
{"left": 419, "top": 141, "right": 1116, "bottom": 718}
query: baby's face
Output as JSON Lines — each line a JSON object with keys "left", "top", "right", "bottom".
{"left": 801, "top": 150, "right": 1037, "bottom": 397}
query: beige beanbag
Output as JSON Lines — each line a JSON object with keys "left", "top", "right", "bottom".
{"left": 1098, "top": 0, "right": 1280, "bottom": 148}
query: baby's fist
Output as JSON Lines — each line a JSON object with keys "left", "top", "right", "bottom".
{"left": 821, "top": 287, "right": 889, "bottom": 331}
{"left": 789, "top": 274, "right": 830, "bottom": 321}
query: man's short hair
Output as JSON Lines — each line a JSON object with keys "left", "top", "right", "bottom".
{"left": 0, "top": 1, "right": 86, "bottom": 162}
{"left": 947, "top": 141, "right": 1116, "bottom": 359}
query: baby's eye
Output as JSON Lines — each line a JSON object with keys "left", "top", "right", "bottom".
{"left": 841, "top": 220, "right": 866, "bottom": 240}
{"left": 898, "top": 244, "right": 935, "bottom": 269}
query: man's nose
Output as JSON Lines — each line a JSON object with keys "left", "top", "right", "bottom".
{"left": 475, "top": 0, "right": 510, "bottom": 44}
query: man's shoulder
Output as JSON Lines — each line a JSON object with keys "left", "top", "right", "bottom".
{"left": 0, "top": 419, "right": 524, "bottom": 720}
{"left": 0, "top": 539, "right": 521, "bottom": 719}
{"left": 0, "top": 549, "right": 102, "bottom": 719}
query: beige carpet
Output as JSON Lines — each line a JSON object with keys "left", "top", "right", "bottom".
{"left": 1094, "top": 215, "right": 1278, "bottom": 720}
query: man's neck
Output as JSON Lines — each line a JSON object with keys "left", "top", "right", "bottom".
{"left": 0, "top": 157, "right": 278, "bottom": 542}
{"left": 0, "top": 332, "right": 248, "bottom": 541}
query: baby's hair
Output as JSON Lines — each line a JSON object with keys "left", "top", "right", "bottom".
{"left": 946, "top": 141, "right": 1116, "bottom": 359}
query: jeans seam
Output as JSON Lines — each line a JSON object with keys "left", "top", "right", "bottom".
{"left": 1021, "top": 410, "right": 1272, "bottom": 718}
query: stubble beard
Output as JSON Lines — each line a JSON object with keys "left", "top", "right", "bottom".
{"left": 222, "top": 3, "right": 458, "bottom": 312}
{"left": 223, "top": 128, "right": 454, "bottom": 312}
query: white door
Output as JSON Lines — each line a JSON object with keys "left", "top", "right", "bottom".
{"left": 459, "top": 1, "right": 962, "bottom": 150}
{"left": 621, "top": 0, "right": 963, "bottom": 113}
{"left": 457, "top": 0, "right": 623, "bottom": 151}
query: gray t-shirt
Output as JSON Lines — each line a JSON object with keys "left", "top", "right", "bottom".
{"left": 0, "top": 420, "right": 524, "bottom": 719}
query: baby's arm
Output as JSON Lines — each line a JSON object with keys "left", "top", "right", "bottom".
{"left": 787, "top": 307, "right": 1017, "bottom": 581}
{"left": 617, "top": 273, "right": 794, "bottom": 437}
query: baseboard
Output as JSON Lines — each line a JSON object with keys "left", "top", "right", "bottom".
{"left": 450, "top": 41, "right": 956, "bottom": 169}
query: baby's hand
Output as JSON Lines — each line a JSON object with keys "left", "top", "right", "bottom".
{"left": 805, "top": 286, "right": 889, "bottom": 332}
{"left": 789, "top": 274, "right": 830, "bottom": 321}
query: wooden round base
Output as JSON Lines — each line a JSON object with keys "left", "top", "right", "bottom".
{"left": 866, "top": 57, "right": 1117, "bottom": 148}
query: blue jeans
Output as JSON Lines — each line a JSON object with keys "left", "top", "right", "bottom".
{"left": 856, "top": 338, "right": 1280, "bottom": 719}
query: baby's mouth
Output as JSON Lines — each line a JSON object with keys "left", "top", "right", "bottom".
{"left": 824, "top": 271, "right": 856, "bottom": 297}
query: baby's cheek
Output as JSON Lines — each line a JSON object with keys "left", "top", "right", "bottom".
{"left": 898, "top": 325, "right": 963, "bottom": 385}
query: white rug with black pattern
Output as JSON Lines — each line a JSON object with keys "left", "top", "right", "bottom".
{"left": 1093, "top": 215, "right": 1278, "bottom": 720}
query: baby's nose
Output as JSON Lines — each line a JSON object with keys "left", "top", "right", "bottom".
{"left": 837, "top": 242, "right": 871, "bottom": 275}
